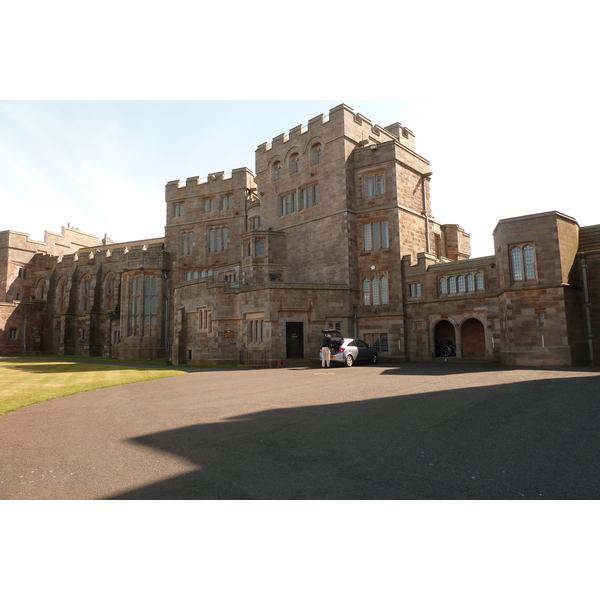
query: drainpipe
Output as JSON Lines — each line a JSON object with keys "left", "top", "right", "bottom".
{"left": 581, "top": 256, "right": 595, "bottom": 366}
{"left": 422, "top": 172, "right": 433, "bottom": 254}
{"left": 164, "top": 272, "right": 171, "bottom": 360}
{"left": 23, "top": 316, "right": 28, "bottom": 354}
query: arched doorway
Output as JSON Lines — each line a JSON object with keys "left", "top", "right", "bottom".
{"left": 434, "top": 320, "right": 456, "bottom": 357}
{"left": 461, "top": 318, "right": 485, "bottom": 357}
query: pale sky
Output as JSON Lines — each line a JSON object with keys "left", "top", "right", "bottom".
{"left": 1, "top": 99, "right": 599, "bottom": 258}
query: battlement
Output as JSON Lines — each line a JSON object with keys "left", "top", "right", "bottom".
{"left": 255, "top": 103, "right": 415, "bottom": 154}
{"left": 166, "top": 167, "right": 254, "bottom": 197}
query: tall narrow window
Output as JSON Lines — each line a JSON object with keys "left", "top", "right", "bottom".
{"left": 80, "top": 274, "right": 92, "bottom": 312}
{"left": 523, "top": 245, "right": 536, "bottom": 279}
{"left": 511, "top": 247, "right": 524, "bottom": 281}
{"left": 209, "top": 227, "right": 229, "bottom": 251}
{"left": 366, "top": 173, "right": 384, "bottom": 198}
{"left": 280, "top": 192, "right": 297, "bottom": 216}
{"left": 300, "top": 184, "right": 318, "bottom": 209}
{"left": 457, "top": 275, "right": 466, "bottom": 293}
{"left": 363, "top": 278, "right": 371, "bottom": 306}
{"left": 310, "top": 143, "right": 322, "bottom": 165}
{"left": 129, "top": 275, "right": 141, "bottom": 337}
{"left": 105, "top": 272, "right": 117, "bottom": 310}
{"left": 449, "top": 276, "right": 457, "bottom": 293}
{"left": 57, "top": 277, "right": 67, "bottom": 313}
{"left": 381, "top": 275, "right": 389, "bottom": 304}
{"left": 363, "top": 221, "right": 389, "bottom": 251}
{"left": 221, "top": 195, "right": 234, "bottom": 210}
{"left": 289, "top": 153, "right": 300, "bottom": 174}
{"left": 181, "top": 231, "right": 194, "bottom": 255}
{"left": 372, "top": 277, "right": 380, "bottom": 306}
{"left": 466, "top": 274, "right": 475, "bottom": 292}
{"left": 143, "top": 276, "right": 158, "bottom": 336}
{"left": 271, "top": 161, "right": 282, "bottom": 181}
{"left": 476, "top": 273, "right": 485, "bottom": 290}
{"left": 439, "top": 278, "right": 448, "bottom": 294}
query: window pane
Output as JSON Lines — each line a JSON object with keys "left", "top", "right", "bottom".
{"left": 440, "top": 278, "right": 448, "bottom": 294}
{"left": 381, "top": 333, "right": 389, "bottom": 352}
{"left": 476, "top": 273, "right": 485, "bottom": 290}
{"left": 449, "top": 277, "right": 457, "bottom": 293}
{"left": 363, "top": 278, "right": 371, "bottom": 306}
{"left": 372, "top": 277, "right": 380, "bottom": 305}
{"left": 372, "top": 222, "right": 380, "bottom": 250}
{"left": 363, "top": 224, "right": 372, "bottom": 251}
{"left": 524, "top": 245, "right": 536, "bottom": 279}
{"left": 381, "top": 276, "right": 388, "bottom": 304}
{"left": 511, "top": 247, "right": 524, "bottom": 281}
{"left": 366, "top": 176, "right": 374, "bottom": 197}
{"left": 467, "top": 274, "right": 475, "bottom": 291}
{"left": 381, "top": 221, "right": 389, "bottom": 248}
{"left": 376, "top": 174, "right": 384, "bottom": 195}
{"left": 458, "top": 275, "right": 466, "bottom": 292}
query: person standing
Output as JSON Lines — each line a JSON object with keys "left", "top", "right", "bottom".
{"left": 321, "top": 334, "right": 333, "bottom": 368}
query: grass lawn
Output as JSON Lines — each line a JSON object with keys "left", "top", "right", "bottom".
{"left": 0, "top": 357, "right": 188, "bottom": 416}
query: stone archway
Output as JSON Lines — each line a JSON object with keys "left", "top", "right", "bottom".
{"left": 434, "top": 320, "right": 456, "bottom": 357}
{"left": 461, "top": 318, "right": 486, "bottom": 357}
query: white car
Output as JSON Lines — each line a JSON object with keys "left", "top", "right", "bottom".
{"left": 319, "top": 329, "right": 378, "bottom": 367}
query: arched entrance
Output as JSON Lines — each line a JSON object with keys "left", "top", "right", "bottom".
{"left": 434, "top": 320, "right": 456, "bottom": 357}
{"left": 461, "top": 318, "right": 486, "bottom": 357}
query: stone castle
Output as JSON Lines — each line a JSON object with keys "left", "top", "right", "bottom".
{"left": 1, "top": 104, "right": 599, "bottom": 366}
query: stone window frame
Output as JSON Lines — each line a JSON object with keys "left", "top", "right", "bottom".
{"left": 409, "top": 282, "right": 422, "bottom": 298}
{"left": 104, "top": 272, "right": 118, "bottom": 311}
{"left": 208, "top": 226, "right": 229, "bottom": 252}
{"left": 363, "top": 220, "right": 389, "bottom": 251}
{"left": 364, "top": 172, "right": 385, "bottom": 199}
{"left": 310, "top": 143, "right": 322, "bottom": 166}
{"left": 181, "top": 230, "right": 194, "bottom": 255}
{"left": 363, "top": 332, "right": 389, "bottom": 353}
{"left": 510, "top": 243, "right": 537, "bottom": 282}
{"left": 35, "top": 278, "right": 47, "bottom": 301}
{"left": 197, "top": 308, "right": 212, "bottom": 332}
{"left": 438, "top": 272, "right": 485, "bottom": 296}
{"left": 172, "top": 202, "right": 185, "bottom": 218}
{"left": 248, "top": 319, "right": 265, "bottom": 343}
{"left": 279, "top": 191, "right": 298, "bottom": 216}
{"left": 9, "top": 327, "right": 18, "bottom": 340}
{"left": 221, "top": 195, "right": 234, "bottom": 211}
{"left": 127, "top": 274, "right": 158, "bottom": 338}
{"left": 362, "top": 272, "right": 389, "bottom": 307}
{"left": 203, "top": 197, "right": 217, "bottom": 213}
{"left": 289, "top": 153, "right": 301, "bottom": 174}
{"left": 299, "top": 184, "right": 319, "bottom": 210}
{"left": 271, "top": 160, "right": 282, "bottom": 181}
{"left": 56, "top": 276, "right": 68, "bottom": 313}
{"left": 80, "top": 273, "right": 93, "bottom": 313}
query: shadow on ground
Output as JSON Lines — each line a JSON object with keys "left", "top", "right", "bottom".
{"left": 108, "top": 372, "right": 600, "bottom": 500}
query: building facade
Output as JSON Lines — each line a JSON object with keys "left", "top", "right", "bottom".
{"left": 1, "top": 104, "right": 599, "bottom": 366}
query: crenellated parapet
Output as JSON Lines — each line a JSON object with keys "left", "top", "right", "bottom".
{"left": 165, "top": 167, "right": 255, "bottom": 202}
{"left": 255, "top": 103, "right": 416, "bottom": 160}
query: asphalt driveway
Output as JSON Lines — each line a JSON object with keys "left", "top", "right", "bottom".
{"left": 1, "top": 362, "right": 599, "bottom": 499}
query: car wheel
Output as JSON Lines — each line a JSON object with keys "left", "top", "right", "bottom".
{"left": 371, "top": 353, "right": 378, "bottom": 364}
{"left": 345, "top": 354, "right": 354, "bottom": 367}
